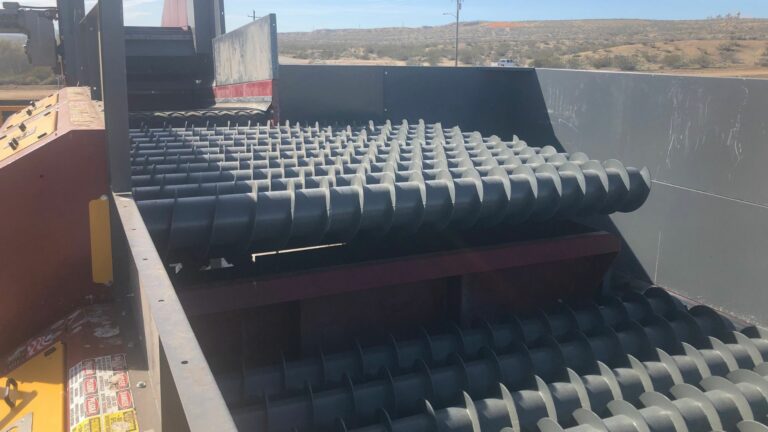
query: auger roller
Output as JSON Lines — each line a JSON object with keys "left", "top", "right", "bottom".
{"left": 218, "top": 287, "right": 685, "bottom": 404}
{"left": 342, "top": 337, "right": 768, "bottom": 432}
{"left": 229, "top": 289, "right": 768, "bottom": 432}
{"left": 129, "top": 120, "right": 651, "bottom": 259}
{"left": 220, "top": 288, "right": 768, "bottom": 406}
{"left": 536, "top": 365, "right": 768, "bottom": 432}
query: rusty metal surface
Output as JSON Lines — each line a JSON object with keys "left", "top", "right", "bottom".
{"left": 113, "top": 193, "right": 236, "bottom": 431}
{"left": 0, "top": 88, "right": 109, "bottom": 355}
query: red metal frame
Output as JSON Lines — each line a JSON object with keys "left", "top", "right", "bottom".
{"left": 0, "top": 88, "right": 110, "bottom": 354}
{"left": 179, "top": 231, "right": 621, "bottom": 317}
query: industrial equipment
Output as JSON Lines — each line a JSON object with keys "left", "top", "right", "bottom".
{"left": 1, "top": 0, "right": 767, "bottom": 430}
{"left": 0, "top": 2, "right": 57, "bottom": 67}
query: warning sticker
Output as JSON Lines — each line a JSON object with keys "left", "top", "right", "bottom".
{"left": 71, "top": 410, "right": 139, "bottom": 432}
{"left": 68, "top": 354, "right": 139, "bottom": 432}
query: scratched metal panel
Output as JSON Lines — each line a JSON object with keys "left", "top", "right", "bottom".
{"left": 536, "top": 69, "right": 768, "bottom": 205}
{"left": 643, "top": 182, "right": 768, "bottom": 325}
{"left": 382, "top": 67, "right": 558, "bottom": 143}
{"left": 537, "top": 69, "right": 768, "bottom": 325}
{"left": 213, "top": 14, "right": 278, "bottom": 85}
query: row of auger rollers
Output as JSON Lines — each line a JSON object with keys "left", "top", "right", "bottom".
{"left": 129, "top": 120, "right": 651, "bottom": 258}
{"left": 224, "top": 287, "right": 768, "bottom": 432}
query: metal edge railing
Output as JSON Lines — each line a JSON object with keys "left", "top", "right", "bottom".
{"left": 113, "top": 192, "right": 237, "bottom": 431}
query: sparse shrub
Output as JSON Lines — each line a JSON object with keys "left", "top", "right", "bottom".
{"left": 531, "top": 55, "right": 565, "bottom": 68}
{"left": 717, "top": 41, "right": 741, "bottom": 52}
{"left": 692, "top": 54, "right": 714, "bottom": 68}
{"left": 317, "top": 49, "right": 336, "bottom": 60}
{"left": 426, "top": 50, "right": 441, "bottom": 66}
{"left": 458, "top": 49, "right": 479, "bottom": 65}
{"left": 719, "top": 50, "right": 739, "bottom": 64}
{"left": 494, "top": 41, "right": 511, "bottom": 57}
{"left": 612, "top": 55, "right": 639, "bottom": 71}
{"left": 566, "top": 56, "right": 585, "bottom": 69}
{"left": 641, "top": 51, "right": 659, "bottom": 63}
{"left": 661, "top": 53, "right": 687, "bottom": 68}
{"left": 589, "top": 55, "right": 613, "bottom": 69}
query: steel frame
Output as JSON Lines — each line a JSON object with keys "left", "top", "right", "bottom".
{"left": 178, "top": 230, "right": 621, "bottom": 317}
{"left": 113, "top": 193, "right": 236, "bottom": 430}
{"left": 84, "top": 0, "right": 234, "bottom": 427}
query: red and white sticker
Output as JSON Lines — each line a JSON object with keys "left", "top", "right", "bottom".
{"left": 68, "top": 353, "right": 135, "bottom": 431}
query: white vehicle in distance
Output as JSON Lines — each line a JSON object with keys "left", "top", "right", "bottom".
{"left": 492, "top": 58, "right": 519, "bottom": 67}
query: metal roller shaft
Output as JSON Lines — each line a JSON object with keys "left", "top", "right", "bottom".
{"left": 218, "top": 287, "right": 684, "bottom": 404}
{"left": 345, "top": 346, "right": 768, "bottom": 432}
{"left": 230, "top": 290, "right": 768, "bottom": 431}
{"left": 129, "top": 120, "right": 651, "bottom": 259}
{"left": 537, "top": 366, "right": 768, "bottom": 432}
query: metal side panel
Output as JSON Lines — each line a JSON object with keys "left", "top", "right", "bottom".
{"left": 113, "top": 193, "right": 236, "bottom": 431}
{"left": 535, "top": 68, "right": 768, "bottom": 327}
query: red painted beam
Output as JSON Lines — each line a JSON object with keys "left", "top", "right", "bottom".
{"left": 213, "top": 80, "right": 274, "bottom": 100}
{"left": 178, "top": 231, "right": 621, "bottom": 316}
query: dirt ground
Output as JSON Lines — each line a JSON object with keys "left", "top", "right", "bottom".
{"left": 279, "top": 55, "right": 768, "bottom": 78}
{"left": 0, "top": 85, "right": 60, "bottom": 102}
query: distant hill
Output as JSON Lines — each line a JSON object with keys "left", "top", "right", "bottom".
{"left": 278, "top": 18, "right": 768, "bottom": 78}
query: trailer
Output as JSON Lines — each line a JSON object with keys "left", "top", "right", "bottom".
{"left": 1, "top": 1, "right": 768, "bottom": 431}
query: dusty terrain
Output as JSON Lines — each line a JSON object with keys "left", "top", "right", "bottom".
{"left": 279, "top": 18, "right": 768, "bottom": 78}
{"left": 0, "top": 85, "right": 60, "bottom": 102}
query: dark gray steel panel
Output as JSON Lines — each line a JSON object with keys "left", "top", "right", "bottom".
{"left": 57, "top": 0, "right": 85, "bottom": 83}
{"left": 536, "top": 69, "right": 768, "bottom": 325}
{"left": 97, "top": 1, "right": 131, "bottom": 193}
{"left": 536, "top": 69, "right": 768, "bottom": 206}
{"left": 278, "top": 66, "right": 560, "bottom": 145}
{"left": 632, "top": 181, "right": 768, "bottom": 325}
{"left": 383, "top": 67, "right": 558, "bottom": 144}
{"left": 278, "top": 65, "right": 386, "bottom": 124}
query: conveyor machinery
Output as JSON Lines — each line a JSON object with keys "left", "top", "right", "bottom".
{"left": 129, "top": 120, "right": 650, "bottom": 262}
{"left": 220, "top": 286, "right": 768, "bottom": 432}
{"left": 2, "top": 1, "right": 767, "bottom": 429}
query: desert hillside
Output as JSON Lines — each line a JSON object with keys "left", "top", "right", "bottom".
{"left": 278, "top": 17, "right": 768, "bottom": 78}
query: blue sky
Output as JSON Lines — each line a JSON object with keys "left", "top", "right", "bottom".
{"left": 24, "top": 0, "right": 768, "bottom": 32}
{"left": 224, "top": 0, "right": 768, "bottom": 32}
